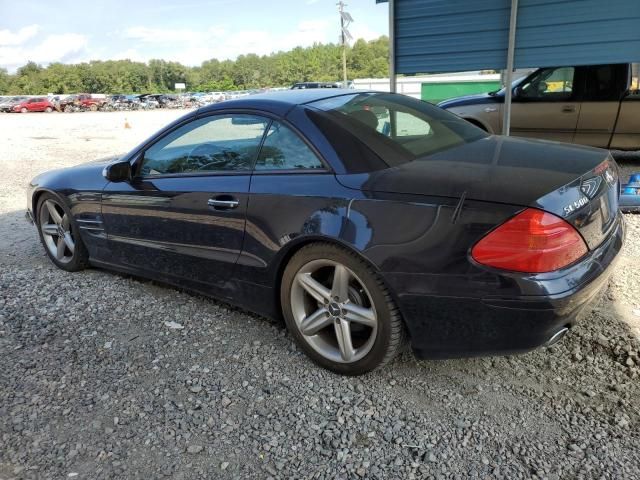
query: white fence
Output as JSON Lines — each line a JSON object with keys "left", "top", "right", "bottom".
{"left": 353, "top": 71, "right": 532, "bottom": 99}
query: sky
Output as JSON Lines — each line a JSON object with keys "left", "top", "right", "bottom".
{"left": 0, "top": 0, "right": 389, "bottom": 72}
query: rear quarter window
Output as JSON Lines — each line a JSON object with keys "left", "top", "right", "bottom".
{"left": 306, "top": 93, "right": 486, "bottom": 172}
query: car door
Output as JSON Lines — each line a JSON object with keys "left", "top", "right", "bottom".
{"left": 27, "top": 99, "right": 39, "bottom": 111}
{"left": 574, "top": 64, "right": 630, "bottom": 148}
{"left": 510, "top": 66, "right": 581, "bottom": 143}
{"left": 101, "top": 112, "right": 270, "bottom": 296}
{"left": 240, "top": 117, "right": 342, "bottom": 286}
{"left": 35, "top": 98, "right": 47, "bottom": 111}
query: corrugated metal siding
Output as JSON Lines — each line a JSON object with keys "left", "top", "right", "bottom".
{"left": 395, "top": 0, "right": 640, "bottom": 74}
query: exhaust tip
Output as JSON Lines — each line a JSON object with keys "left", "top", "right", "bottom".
{"left": 545, "top": 327, "right": 569, "bottom": 347}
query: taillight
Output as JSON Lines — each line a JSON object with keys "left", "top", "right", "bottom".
{"left": 471, "top": 208, "right": 588, "bottom": 273}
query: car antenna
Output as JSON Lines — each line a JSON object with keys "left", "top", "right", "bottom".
{"left": 451, "top": 191, "right": 467, "bottom": 224}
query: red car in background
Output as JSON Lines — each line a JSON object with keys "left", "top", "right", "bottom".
{"left": 76, "top": 94, "right": 105, "bottom": 111}
{"left": 12, "top": 97, "right": 54, "bottom": 113}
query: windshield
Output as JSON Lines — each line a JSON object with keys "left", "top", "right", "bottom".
{"left": 306, "top": 93, "right": 487, "bottom": 172}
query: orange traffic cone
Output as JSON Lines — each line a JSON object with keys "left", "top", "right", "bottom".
{"left": 124, "top": 117, "right": 131, "bottom": 129}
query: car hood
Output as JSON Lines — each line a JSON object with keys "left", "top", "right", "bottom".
{"left": 437, "top": 92, "right": 501, "bottom": 108}
{"left": 336, "top": 135, "right": 609, "bottom": 207}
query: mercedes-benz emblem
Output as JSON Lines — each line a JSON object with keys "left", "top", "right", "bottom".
{"left": 580, "top": 176, "right": 602, "bottom": 199}
{"left": 328, "top": 303, "right": 341, "bottom": 317}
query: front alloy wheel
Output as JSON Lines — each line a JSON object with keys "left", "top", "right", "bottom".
{"left": 39, "top": 199, "right": 75, "bottom": 264}
{"left": 36, "top": 194, "right": 88, "bottom": 271}
{"left": 282, "top": 243, "right": 405, "bottom": 375}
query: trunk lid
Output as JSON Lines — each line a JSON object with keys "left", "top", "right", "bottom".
{"left": 535, "top": 156, "right": 620, "bottom": 249}
{"left": 336, "top": 135, "right": 620, "bottom": 249}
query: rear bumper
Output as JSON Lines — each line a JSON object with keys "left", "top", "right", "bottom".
{"left": 400, "top": 215, "right": 625, "bottom": 360}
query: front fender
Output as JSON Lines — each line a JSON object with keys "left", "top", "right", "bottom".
{"left": 445, "top": 106, "right": 497, "bottom": 134}
{"left": 27, "top": 159, "right": 113, "bottom": 230}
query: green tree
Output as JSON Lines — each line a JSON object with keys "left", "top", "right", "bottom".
{"left": 0, "top": 36, "right": 390, "bottom": 94}
{"left": 0, "top": 68, "right": 11, "bottom": 94}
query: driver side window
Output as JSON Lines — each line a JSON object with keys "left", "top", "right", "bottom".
{"left": 519, "top": 67, "right": 575, "bottom": 101}
{"left": 140, "top": 114, "right": 269, "bottom": 176}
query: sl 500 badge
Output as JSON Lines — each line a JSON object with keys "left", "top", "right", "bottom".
{"left": 563, "top": 196, "right": 589, "bottom": 216}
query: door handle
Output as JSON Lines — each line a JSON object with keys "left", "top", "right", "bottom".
{"left": 207, "top": 196, "right": 239, "bottom": 210}
{"left": 562, "top": 105, "right": 576, "bottom": 113}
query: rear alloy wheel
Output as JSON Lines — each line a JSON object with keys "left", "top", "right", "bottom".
{"left": 36, "top": 194, "right": 88, "bottom": 271}
{"left": 20, "top": 107, "right": 27, "bottom": 113}
{"left": 281, "top": 243, "right": 405, "bottom": 375}
{"left": 45, "top": 106, "right": 53, "bottom": 113}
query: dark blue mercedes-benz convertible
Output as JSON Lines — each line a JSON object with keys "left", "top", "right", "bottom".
{"left": 27, "top": 89, "right": 624, "bottom": 375}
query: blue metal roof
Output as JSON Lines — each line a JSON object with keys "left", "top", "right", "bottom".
{"left": 393, "top": 0, "right": 640, "bottom": 74}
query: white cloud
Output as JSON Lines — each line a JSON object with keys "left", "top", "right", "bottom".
{"left": 0, "top": 24, "right": 40, "bottom": 46}
{"left": 0, "top": 18, "right": 384, "bottom": 71}
{"left": 111, "top": 48, "right": 145, "bottom": 62}
{"left": 123, "top": 25, "right": 225, "bottom": 45}
{"left": 348, "top": 22, "right": 384, "bottom": 43}
{"left": 0, "top": 33, "right": 88, "bottom": 71}
{"left": 118, "top": 19, "right": 350, "bottom": 65}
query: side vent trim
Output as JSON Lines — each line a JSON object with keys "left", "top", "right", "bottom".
{"left": 76, "top": 217, "right": 106, "bottom": 238}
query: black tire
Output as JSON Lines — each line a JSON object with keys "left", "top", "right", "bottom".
{"left": 36, "top": 193, "right": 89, "bottom": 272}
{"left": 281, "top": 243, "right": 405, "bottom": 375}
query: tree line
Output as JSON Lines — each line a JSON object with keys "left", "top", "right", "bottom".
{"left": 0, "top": 36, "right": 389, "bottom": 95}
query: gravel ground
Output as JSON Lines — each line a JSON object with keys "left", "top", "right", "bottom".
{"left": 1, "top": 111, "right": 640, "bottom": 480}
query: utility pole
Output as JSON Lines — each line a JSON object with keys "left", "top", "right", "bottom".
{"left": 337, "top": 1, "right": 353, "bottom": 88}
{"left": 502, "top": 0, "right": 519, "bottom": 136}
{"left": 388, "top": 0, "right": 396, "bottom": 93}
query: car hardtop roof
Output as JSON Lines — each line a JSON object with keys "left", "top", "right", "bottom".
{"left": 198, "top": 88, "right": 378, "bottom": 116}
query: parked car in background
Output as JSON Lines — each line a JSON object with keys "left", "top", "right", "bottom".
{"left": 291, "top": 82, "right": 341, "bottom": 89}
{"left": 157, "top": 94, "right": 179, "bottom": 107}
{"left": 12, "top": 97, "right": 54, "bottom": 113}
{"left": 141, "top": 94, "right": 159, "bottom": 107}
{"left": 59, "top": 95, "right": 82, "bottom": 112}
{"left": 135, "top": 94, "right": 159, "bottom": 109}
{"left": 439, "top": 63, "right": 640, "bottom": 150}
{"left": 205, "top": 91, "right": 225, "bottom": 103}
{"left": 76, "top": 94, "right": 105, "bottom": 111}
{"left": 0, "top": 96, "right": 27, "bottom": 112}
{"left": 26, "top": 89, "right": 624, "bottom": 375}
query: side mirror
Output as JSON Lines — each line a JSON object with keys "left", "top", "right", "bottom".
{"left": 102, "top": 160, "right": 131, "bottom": 182}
